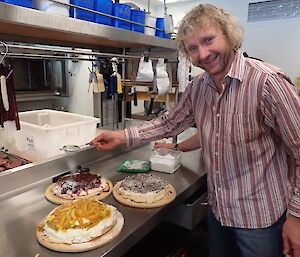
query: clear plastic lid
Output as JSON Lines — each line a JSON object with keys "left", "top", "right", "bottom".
{"left": 152, "top": 148, "right": 182, "bottom": 159}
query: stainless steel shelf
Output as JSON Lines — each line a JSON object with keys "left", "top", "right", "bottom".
{"left": 0, "top": 3, "right": 178, "bottom": 50}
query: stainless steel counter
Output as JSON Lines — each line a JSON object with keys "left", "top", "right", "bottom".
{"left": 0, "top": 143, "right": 205, "bottom": 257}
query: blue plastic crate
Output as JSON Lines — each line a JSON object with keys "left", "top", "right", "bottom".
{"left": 131, "top": 9, "right": 145, "bottom": 33}
{"left": 112, "top": 3, "right": 131, "bottom": 31}
{"left": 155, "top": 18, "right": 165, "bottom": 38}
{"left": 94, "top": 0, "right": 113, "bottom": 26}
{"left": 4, "top": 0, "right": 33, "bottom": 8}
{"left": 164, "top": 33, "right": 171, "bottom": 39}
{"left": 70, "top": 0, "right": 94, "bottom": 22}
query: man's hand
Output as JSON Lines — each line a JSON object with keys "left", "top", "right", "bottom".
{"left": 283, "top": 214, "right": 300, "bottom": 257}
{"left": 91, "top": 130, "right": 126, "bottom": 150}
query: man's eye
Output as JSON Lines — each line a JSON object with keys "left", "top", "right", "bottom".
{"left": 205, "top": 37, "right": 213, "bottom": 44}
{"left": 188, "top": 46, "right": 197, "bottom": 53}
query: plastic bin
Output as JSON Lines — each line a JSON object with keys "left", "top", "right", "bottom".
{"left": 112, "top": 3, "right": 131, "bottom": 30}
{"left": 155, "top": 17, "right": 165, "bottom": 38}
{"left": 35, "top": 0, "right": 69, "bottom": 16}
{"left": 70, "top": 0, "right": 94, "bottom": 22}
{"left": 131, "top": 9, "right": 145, "bottom": 33}
{"left": 150, "top": 148, "right": 182, "bottom": 173}
{"left": 94, "top": 0, "right": 113, "bottom": 26}
{"left": 4, "top": 0, "right": 33, "bottom": 8}
{"left": 164, "top": 33, "right": 171, "bottom": 39}
{"left": 144, "top": 13, "right": 156, "bottom": 36}
{"left": 7, "top": 110, "right": 99, "bottom": 162}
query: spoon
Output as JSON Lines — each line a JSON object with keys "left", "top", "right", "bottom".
{"left": 61, "top": 143, "right": 91, "bottom": 153}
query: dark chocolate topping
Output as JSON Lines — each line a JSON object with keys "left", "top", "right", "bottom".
{"left": 120, "top": 173, "right": 168, "bottom": 194}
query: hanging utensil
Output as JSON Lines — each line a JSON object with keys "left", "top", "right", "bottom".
{"left": 95, "top": 67, "right": 105, "bottom": 93}
{"left": 1, "top": 75, "right": 9, "bottom": 111}
{"left": 128, "top": 81, "right": 138, "bottom": 106}
{"left": 88, "top": 66, "right": 98, "bottom": 93}
{"left": 116, "top": 72, "right": 122, "bottom": 94}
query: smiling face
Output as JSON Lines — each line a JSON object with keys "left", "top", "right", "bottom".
{"left": 183, "top": 20, "right": 235, "bottom": 85}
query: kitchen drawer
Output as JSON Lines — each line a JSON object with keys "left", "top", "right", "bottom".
{"left": 167, "top": 184, "right": 208, "bottom": 230}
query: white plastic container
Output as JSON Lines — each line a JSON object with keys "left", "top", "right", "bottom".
{"left": 144, "top": 14, "right": 156, "bottom": 36}
{"left": 150, "top": 148, "right": 182, "bottom": 173}
{"left": 7, "top": 109, "right": 99, "bottom": 162}
{"left": 35, "top": 0, "right": 70, "bottom": 16}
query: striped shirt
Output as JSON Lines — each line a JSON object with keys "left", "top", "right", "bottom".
{"left": 125, "top": 51, "right": 300, "bottom": 228}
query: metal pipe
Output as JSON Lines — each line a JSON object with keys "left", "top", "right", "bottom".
{"left": 122, "top": 48, "right": 126, "bottom": 129}
{"left": 1, "top": 44, "right": 178, "bottom": 62}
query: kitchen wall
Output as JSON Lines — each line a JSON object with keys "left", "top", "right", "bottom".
{"left": 54, "top": 57, "right": 95, "bottom": 117}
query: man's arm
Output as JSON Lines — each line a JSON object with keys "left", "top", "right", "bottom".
{"left": 262, "top": 73, "right": 300, "bottom": 257}
{"left": 154, "top": 133, "right": 201, "bottom": 152}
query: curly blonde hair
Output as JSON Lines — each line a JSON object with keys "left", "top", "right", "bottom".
{"left": 176, "top": 4, "right": 244, "bottom": 58}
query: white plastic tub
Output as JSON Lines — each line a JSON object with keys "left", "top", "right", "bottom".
{"left": 150, "top": 148, "right": 182, "bottom": 173}
{"left": 7, "top": 109, "right": 99, "bottom": 162}
{"left": 35, "top": 0, "right": 70, "bottom": 16}
{"left": 144, "top": 14, "right": 156, "bottom": 36}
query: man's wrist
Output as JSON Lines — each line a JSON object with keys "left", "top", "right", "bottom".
{"left": 174, "top": 143, "right": 179, "bottom": 150}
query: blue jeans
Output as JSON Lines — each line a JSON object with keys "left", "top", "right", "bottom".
{"left": 207, "top": 207, "right": 285, "bottom": 257}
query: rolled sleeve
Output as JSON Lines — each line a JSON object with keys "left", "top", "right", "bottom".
{"left": 124, "top": 127, "right": 139, "bottom": 147}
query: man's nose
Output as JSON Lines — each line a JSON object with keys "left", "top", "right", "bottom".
{"left": 196, "top": 47, "right": 209, "bottom": 61}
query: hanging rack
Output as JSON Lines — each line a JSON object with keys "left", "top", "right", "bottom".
{"left": 0, "top": 43, "right": 178, "bottom": 63}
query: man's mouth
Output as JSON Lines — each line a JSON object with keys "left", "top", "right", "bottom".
{"left": 203, "top": 53, "right": 218, "bottom": 65}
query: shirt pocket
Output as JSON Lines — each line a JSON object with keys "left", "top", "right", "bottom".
{"left": 223, "top": 113, "right": 257, "bottom": 146}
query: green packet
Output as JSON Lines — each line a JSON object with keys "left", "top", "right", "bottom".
{"left": 117, "top": 159, "right": 151, "bottom": 173}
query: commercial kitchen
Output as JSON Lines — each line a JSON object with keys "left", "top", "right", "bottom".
{"left": 0, "top": 0, "right": 299, "bottom": 257}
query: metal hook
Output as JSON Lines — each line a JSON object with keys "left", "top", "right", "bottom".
{"left": 143, "top": 49, "right": 151, "bottom": 62}
{"left": 0, "top": 41, "right": 8, "bottom": 65}
{"left": 5, "top": 69, "right": 13, "bottom": 80}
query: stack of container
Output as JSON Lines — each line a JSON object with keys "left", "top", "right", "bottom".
{"left": 94, "top": 0, "right": 113, "bottom": 26}
{"left": 131, "top": 9, "right": 146, "bottom": 33}
{"left": 112, "top": 2, "right": 131, "bottom": 31}
{"left": 70, "top": 0, "right": 94, "bottom": 22}
{"left": 4, "top": 0, "right": 33, "bottom": 8}
{"left": 156, "top": 17, "right": 171, "bottom": 39}
{"left": 144, "top": 13, "right": 156, "bottom": 36}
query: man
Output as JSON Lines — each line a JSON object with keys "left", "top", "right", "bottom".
{"left": 91, "top": 4, "right": 300, "bottom": 257}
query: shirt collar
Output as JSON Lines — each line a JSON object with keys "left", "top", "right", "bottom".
{"left": 227, "top": 50, "right": 245, "bottom": 83}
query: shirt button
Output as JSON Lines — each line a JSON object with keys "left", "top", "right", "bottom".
{"left": 215, "top": 152, "right": 218, "bottom": 156}
{"left": 217, "top": 187, "right": 221, "bottom": 192}
{"left": 216, "top": 113, "right": 220, "bottom": 118}
{"left": 216, "top": 133, "right": 219, "bottom": 137}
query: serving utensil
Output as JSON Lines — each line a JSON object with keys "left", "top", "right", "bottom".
{"left": 61, "top": 143, "right": 91, "bottom": 153}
